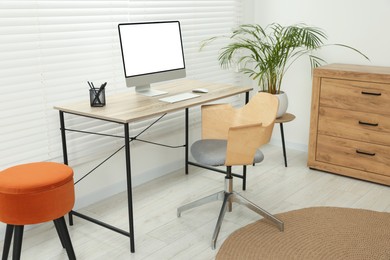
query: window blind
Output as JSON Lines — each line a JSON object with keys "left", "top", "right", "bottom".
{"left": 0, "top": 0, "right": 243, "bottom": 169}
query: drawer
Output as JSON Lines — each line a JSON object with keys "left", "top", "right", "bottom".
{"left": 318, "top": 107, "right": 390, "bottom": 146}
{"left": 316, "top": 135, "right": 390, "bottom": 177}
{"left": 320, "top": 78, "right": 390, "bottom": 115}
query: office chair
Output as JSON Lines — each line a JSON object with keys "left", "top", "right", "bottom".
{"left": 177, "top": 92, "right": 284, "bottom": 249}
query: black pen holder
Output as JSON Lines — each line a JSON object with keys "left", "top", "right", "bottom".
{"left": 89, "top": 88, "right": 106, "bottom": 107}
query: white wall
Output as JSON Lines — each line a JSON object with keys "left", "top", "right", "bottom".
{"left": 253, "top": 0, "right": 390, "bottom": 149}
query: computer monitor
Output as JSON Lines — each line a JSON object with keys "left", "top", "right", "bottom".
{"left": 118, "top": 21, "right": 186, "bottom": 96}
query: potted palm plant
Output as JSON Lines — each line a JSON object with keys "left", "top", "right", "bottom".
{"left": 201, "top": 23, "right": 369, "bottom": 117}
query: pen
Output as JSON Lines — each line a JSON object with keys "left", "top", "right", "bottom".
{"left": 87, "top": 81, "right": 97, "bottom": 94}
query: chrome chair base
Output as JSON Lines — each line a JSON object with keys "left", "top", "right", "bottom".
{"left": 177, "top": 177, "right": 284, "bottom": 249}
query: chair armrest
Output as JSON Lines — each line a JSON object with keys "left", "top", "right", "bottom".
{"left": 225, "top": 123, "right": 272, "bottom": 166}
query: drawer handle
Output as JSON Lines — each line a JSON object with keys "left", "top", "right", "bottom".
{"left": 358, "top": 121, "right": 379, "bottom": 127}
{"left": 356, "top": 149, "right": 376, "bottom": 156}
{"left": 361, "top": 91, "right": 381, "bottom": 96}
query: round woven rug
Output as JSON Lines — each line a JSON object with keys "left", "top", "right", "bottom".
{"left": 217, "top": 207, "right": 390, "bottom": 260}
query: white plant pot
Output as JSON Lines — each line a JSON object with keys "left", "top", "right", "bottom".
{"left": 275, "top": 91, "right": 288, "bottom": 118}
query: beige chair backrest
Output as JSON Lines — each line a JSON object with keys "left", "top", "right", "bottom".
{"left": 201, "top": 92, "right": 279, "bottom": 142}
{"left": 201, "top": 92, "right": 279, "bottom": 166}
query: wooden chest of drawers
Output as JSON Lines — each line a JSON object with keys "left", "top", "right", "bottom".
{"left": 308, "top": 64, "right": 390, "bottom": 185}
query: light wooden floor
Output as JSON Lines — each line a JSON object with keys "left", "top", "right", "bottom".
{"left": 1, "top": 145, "right": 390, "bottom": 260}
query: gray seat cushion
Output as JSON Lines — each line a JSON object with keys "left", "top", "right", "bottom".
{"left": 191, "top": 139, "right": 264, "bottom": 166}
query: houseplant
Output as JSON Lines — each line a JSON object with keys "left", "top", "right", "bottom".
{"left": 201, "top": 23, "right": 369, "bottom": 116}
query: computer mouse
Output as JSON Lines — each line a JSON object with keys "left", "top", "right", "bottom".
{"left": 192, "top": 88, "right": 209, "bottom": 93}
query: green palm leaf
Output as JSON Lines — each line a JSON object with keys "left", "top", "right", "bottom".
{"left": 201, "top": 23, "right": 369, "bottom": 94}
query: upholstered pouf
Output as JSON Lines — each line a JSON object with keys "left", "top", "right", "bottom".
{"left": 0, "top": 162, "right": 76, "bottom": 260}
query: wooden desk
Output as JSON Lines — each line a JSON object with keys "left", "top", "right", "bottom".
{"left": 55, "top": 79, "right": 251, "bottom": 123}
{"left": 54, "top": 79, "right": 252, "bottom": 253}
{"left": 275, "top": 113, "right": 296, "bottom": 167}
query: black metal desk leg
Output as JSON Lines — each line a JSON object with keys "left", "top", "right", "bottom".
{"left": 59, "top": 111, "right": 68, "bottom": 165}
{"left": 124, "top": 123, "right": 135, "bottom": 253}
{"left": 185, "top": 108, "right": 189, "bottom": 174}
{"left": 59, "top": 111, "right": 74, "bottom": 225}
{"left": 279, "top": 123, "right": 288, "bottom": 167}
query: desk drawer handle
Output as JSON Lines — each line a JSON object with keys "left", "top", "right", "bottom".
{"left": 358, "top": 121, "right": 379, "bottom": 127}
{"left": 356, "top": 149, "right": 376, "bottom": 156}
{"left": 361, "top": 91, "right": 381, "bottom": 96}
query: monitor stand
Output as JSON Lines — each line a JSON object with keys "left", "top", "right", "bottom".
{"left": 135, "top": 85, "right": 167, "bottom": 97}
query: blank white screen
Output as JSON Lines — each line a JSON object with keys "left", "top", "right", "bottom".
{"left": 119, "top": 22, "right": 185, "bottom": 77}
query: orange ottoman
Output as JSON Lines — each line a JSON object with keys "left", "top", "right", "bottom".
{"left": 0, "top": 162, "right": 76, "bottom": 260}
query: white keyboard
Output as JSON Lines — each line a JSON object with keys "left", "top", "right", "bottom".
{"left": 159, "top": 92, "right": 200, "bottom": 103}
